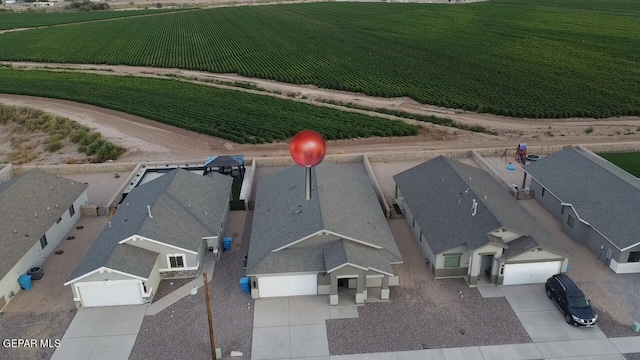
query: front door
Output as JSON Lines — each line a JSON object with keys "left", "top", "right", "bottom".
{"left": 480, "top": 254, "right": 494, "bottom": 281}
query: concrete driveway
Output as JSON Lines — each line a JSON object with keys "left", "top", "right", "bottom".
{"left": 501, "top": 284, "right": 606, "bottom": 343}
{"left": 51, "top": 305, "right": 146, "bottom": 360}
{"left": 252, "top": 296, "right": 358, "bottom": 360}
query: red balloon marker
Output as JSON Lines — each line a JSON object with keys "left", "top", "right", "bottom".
{"left": 289, "top": 130, "right": 326, "bottom": 200}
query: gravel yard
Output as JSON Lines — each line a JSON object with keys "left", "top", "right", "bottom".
{"left": 0, "top": 310, "right": 75, "bottom": 360}
{"left": 326, "top": 218, "right": 530, "bottom": 355}
{"left": 153, "top": 277, "right": 196, "bottom": 302}
{"left": 625, "top": 354, "right": 640, "bottom": 360}
{"left": 130, "top": 210, "right": 253, "bottom": 360}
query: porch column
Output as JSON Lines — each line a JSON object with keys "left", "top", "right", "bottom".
{"left": 355, "top": 275, "right": 365, "bottom": 304}
{"left": 329, "top": 274, "right": 338, "bottom": 306}
{"left": 381, "top": 276, "right": 390, "bottom": 300}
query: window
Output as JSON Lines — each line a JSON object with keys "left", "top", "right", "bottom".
{"left": 561, "top": 206, "right": 564, "bottom": 215}
{"left": 567, "top": 214, "right": 575, "bottom": 228}
{"left": 541, "top": 188, "right": 545, "bottom": 197}
{"left": 56, "top": 217, "right": 62, "bottom": 224}
{"left": 168, "top": 255, "right": 185, "bottom": 268}
{"left": 443, "top": 255, "right": 461, "bottom": 268}
{"left": 629, "top": 251, "right": 640, "bottom": 263}
{"left": 69, "top": 204, "right": 75, "bottom": 217}
{"left": 412, "top": 217, "right": 415, "bottom": 228}
{"left": 39, "top": 235, "right": 48, "bottom": 249}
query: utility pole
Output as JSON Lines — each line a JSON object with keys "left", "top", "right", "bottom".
{"left": 203, "top": 273, "right": 218, "bottom": 359}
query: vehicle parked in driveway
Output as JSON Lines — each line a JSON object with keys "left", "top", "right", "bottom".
{"left": 545, "top": 273, "right": 598, "bottom": 327}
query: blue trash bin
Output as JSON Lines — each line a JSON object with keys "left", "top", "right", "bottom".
{"left": 239, "top": 277, "right": 250, "bottom": 294}
{"left": 223, "top": 237, "right": 232, "bottom": 251}
{"left": 18, "top": 274, "right": 32, "bottom": 290}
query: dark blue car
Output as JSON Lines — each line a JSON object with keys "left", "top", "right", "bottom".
{"left": 545, "top": 274, "right": 598, "bottom": 326}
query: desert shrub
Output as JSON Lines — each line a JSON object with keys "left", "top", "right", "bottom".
{"left": 48, "top": 141, "right": 63, "bottom": 152}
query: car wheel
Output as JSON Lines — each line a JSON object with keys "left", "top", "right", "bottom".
{"left": 546, "top": 288, "right": 552, "bottom": 299}
{"left": 565, "top": 314, "right": 572, "bottom": 324}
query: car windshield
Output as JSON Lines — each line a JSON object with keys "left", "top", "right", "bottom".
{"left": 568, "top": 296, "right": 590, "bottom": 308}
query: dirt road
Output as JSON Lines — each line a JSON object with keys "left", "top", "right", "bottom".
{"left": 2, "top": 93, "right": 639, "bottom": 164}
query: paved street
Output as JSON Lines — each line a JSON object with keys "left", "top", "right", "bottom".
{"left": 51, "top": 305, "right": 146, "bottom": 360}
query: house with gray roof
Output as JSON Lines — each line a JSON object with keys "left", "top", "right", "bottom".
{"left": 65, "top": 169, "right": 232, "bottom": 308}
{"left": 524, "top": 148, "right": 640, "bottom": 274}
{"left": 394, "top": 156, "right": 568, "bottom": 286}
{"left": 0, "top": 169, "right": 88, "bottom": 312}
{"left": 247, "top": 163, "right": 403, "bottom": 305}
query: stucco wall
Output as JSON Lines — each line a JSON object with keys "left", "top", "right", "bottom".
{"left": 124, "top": 237, "right": 199, "bottom": 272}
{"left": 530, "top": 179, "right": 563, "bottom": 222}
{"left": 470, "top": 243, "right": 504, "bottom": 278}
{"left": 506, "top": 248, "right": 565, "bottom": 263}
{"left": 145, "top": 256, "right": 162, "bottom": 302}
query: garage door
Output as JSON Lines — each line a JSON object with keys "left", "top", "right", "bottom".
{"left": 78, "top": 281, "right": 143, "bottom": 307}
{"left": 258, "top": 274, "right": 317, "bottom": 298}
{"left": 503, "top": 261, "right": 562, "bottom": 285}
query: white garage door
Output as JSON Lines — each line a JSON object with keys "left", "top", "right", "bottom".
{"left": 258, "top": 274, "right": 317, "bottom": 298}
{"left": 503, "top": 261, "right": 562, "bottom": 285}
{"left": 78, "top": 281, "right": 144, "bottom": 307}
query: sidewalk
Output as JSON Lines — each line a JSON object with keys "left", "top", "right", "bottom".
{"left": 330, "top": 336, "right": 640, "bottom": 360}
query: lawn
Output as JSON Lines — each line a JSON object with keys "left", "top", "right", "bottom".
{"left": 0, "top": 68, "right": 417, "bottom": 143}
{"left": 598, "top": 152, "right": 640, "bottom": 177}
{"left": 0, "top": 9, "right": 182, "bottom": 31}
{"left": 0, "top": 0, "right": 638, "bottom": 118}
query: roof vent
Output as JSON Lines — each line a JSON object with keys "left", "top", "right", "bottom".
{"left": 471, "top": 199, "right": 478, "bottom": 217}
{"left": 205, "top": 211, "right": 208, "bottom": 215}
{"left": 147, "top": 205, "right": 153, "bottom": 218}
{"left": 71, "top": 182, "right": 74, "bottom": 185}
{"left": 465, "top": 188, "right": 469, "bottom": 194}
{"left": 55, "top": 204, "right": 58, "bottom": 208}
{"left": 108, "top": 222, "right": 112, "bottom": 229}
{"left": 126, "top": 203, "right": 130, "bottom": 208}
{"left": 442, "top": 177, "right": 445, "bottom": 182}
{"left": 46, "top": 207, "right": 50, "bottom": 211}
{"left": 188, "top": 204, "right": 191, "bottom": 209}
{"left": 49, "top": 186, "right": 53, "bottom": 190}
{"left": 34, "top": 212, "right": 38, "bottom": 218}
{"left": 13, "top": 229, "right": 17, "bottom": 233}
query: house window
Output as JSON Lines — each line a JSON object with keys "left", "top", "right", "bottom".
{"left": 69, "top": 204, "right": 76, "bottom": 217}
{"left": 561, "top": 206, "right": 564, "bottom": 215}
{"left": 567, "top": 215, "right": 575, "bottom": 228}
{"left": 168, "top": 255, "right": 185, "bottom": 268}
{"left": 629, "top": 251, "right": 640, "bottom": 263}
{"left": 412, "top": 217, "right": 415, "bottom": 228}
{"left": 56, "top": 217, "right": 62, "bottom": 224}
{"left": 40, "top": 235, "right": 48, "bottom": 249}
{"left": 443, "top": 255, "right": 461, "bottom": 268}
{"left": 541, "top": 188, "right": 545, "bottom": 197}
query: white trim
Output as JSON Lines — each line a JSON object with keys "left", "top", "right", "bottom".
{"left": 324, "top": 230, "right": 383, "bottom": 250}
{"left": 64, "top": 266, "right": 147, "bottom": 286}
{"left": 249, "top": 271, "right": 320, "bottom": 277}
{"left": 143, "top": 287, "right": 153, "bottom": 298}
{"left": 368, "top": 267, "right": 394, "bottom": 277}
{"left": 327, "top": 262, "right": 368, "bottom": 273}
{"left": 166, "top": 254, "right": 187, "bottom": 269}
{"left": 366, "top": 274, "right": 384, "bottom": 278}
{"left": 119, "top": 235, "right": 198, "bottom": 255}
{"left": 159, "top": 265, "right": 199, "bottom": 272}
{"left": 271, "top": 230, "right": 323, "bottom": 252}
{"left": 272, "top": 229, "right": 384, "bottom": 252}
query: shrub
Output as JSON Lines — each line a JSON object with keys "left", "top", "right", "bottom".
{"left": 585, "top": 127, "right": 594, "bottom": 134}
{"left": 48, "top": 141, "right": 63, "bottom": 152}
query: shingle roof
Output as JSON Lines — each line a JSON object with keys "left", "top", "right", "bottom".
{"left": 394, "top": 156, "right": 564, "bottom": 255}
{"left": 524, "top": 148, "right": 640, "bottom": 250}
{"left": 501, "top": 236, "right": 538, "bottom": 260}
{"left": 67, "top": 169, "right": 232, "bottom": 282}
{"left": 247, "top": 162, "right": 402, "bottom": 275}
{"left": 0, "top": 169, "right": 87, "bottom": 277}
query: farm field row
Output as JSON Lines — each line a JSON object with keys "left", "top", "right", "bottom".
{"left": 598, "top": 152, "right": 640, "bottom": 177}
{"left": 0, "top": 0, "right": 638, "bottom": 118}
{"left": 0, "top": 68, "right": 417, "bottom": 143}
{"left": 0, "top": 9, "right": 183, "bottom": 31}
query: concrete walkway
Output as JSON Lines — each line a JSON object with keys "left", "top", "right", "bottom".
{"left": 145, "top": 253, "right": 216, "bottom": 315}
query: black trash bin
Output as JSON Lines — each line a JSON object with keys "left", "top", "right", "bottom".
{"left": 28, "top": 267, "right": 44, "bottom": 280}
{"left": 243, "top": 255, "right": 248, "bottom": 269}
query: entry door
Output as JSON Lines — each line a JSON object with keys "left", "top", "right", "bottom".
{"left": 78, "top": 281, "right": 144, "bottom": 307}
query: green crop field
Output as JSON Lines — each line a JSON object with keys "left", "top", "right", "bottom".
{"left": 0, "top": 9, "right": 182, "bottom": 31}
{"left": 598, "top": 152, "right": 640, "bottom": 177}
{"left": 0, "top": 0, "right": 638, "bottom": 118}
{"left": 0, "top": 69, "right": 417, "bottom": 143}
